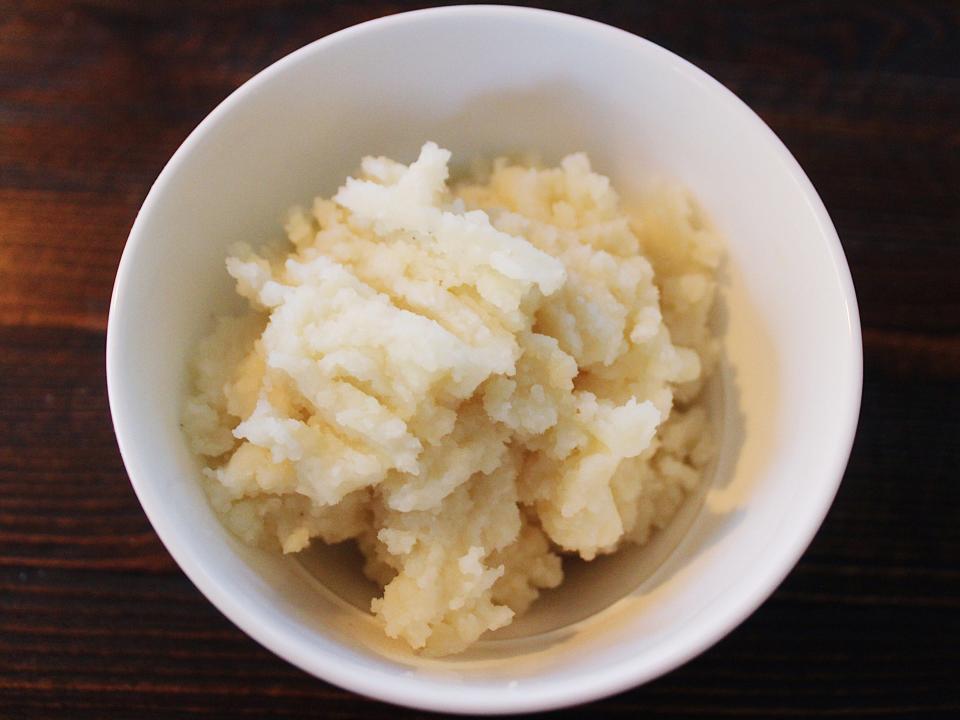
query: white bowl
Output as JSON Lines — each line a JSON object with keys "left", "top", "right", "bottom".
{"left": 107, "top": 5, "right": 862, "bottom": 714}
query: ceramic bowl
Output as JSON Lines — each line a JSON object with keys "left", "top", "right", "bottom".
{"left": 107, "top": 6, "right": 862, "bottom": 713}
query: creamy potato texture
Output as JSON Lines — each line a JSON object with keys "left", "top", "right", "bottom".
{"left": 183, "top": 143, "right": 721, "bottom": 655}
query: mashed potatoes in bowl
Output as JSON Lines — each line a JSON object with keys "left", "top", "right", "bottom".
{"left": 105, "top": 7, "right": 862, "bottom": 713}
{"left": 183, "top": 142, "right": 722, "bottom": 656}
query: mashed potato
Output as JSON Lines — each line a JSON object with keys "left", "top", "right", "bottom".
{"left": 183, "top": 142, "right": 721, "bottom": 655}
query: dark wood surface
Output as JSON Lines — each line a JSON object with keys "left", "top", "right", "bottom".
{"left": 2, "top": 1, "right": 958, "bottom": 718}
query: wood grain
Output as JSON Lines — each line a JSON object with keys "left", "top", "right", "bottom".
{"left": 1, "top": 1, "right": 958, "bottom": 718}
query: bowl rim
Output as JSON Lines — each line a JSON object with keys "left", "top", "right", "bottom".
{"left": 107, "top": 4, "right": 863, "bottom": 714}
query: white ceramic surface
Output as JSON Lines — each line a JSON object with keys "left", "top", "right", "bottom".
{"left": 107, "top": 6, "right": 862, "bottom": 714}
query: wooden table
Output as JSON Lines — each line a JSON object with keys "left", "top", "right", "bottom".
{"left": 2, "top": 1, "right": 958, "bottom": 717}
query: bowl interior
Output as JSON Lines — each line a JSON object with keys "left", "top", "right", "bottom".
{"left": 108, "top": 7, "right": 860, "bottom": 712}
